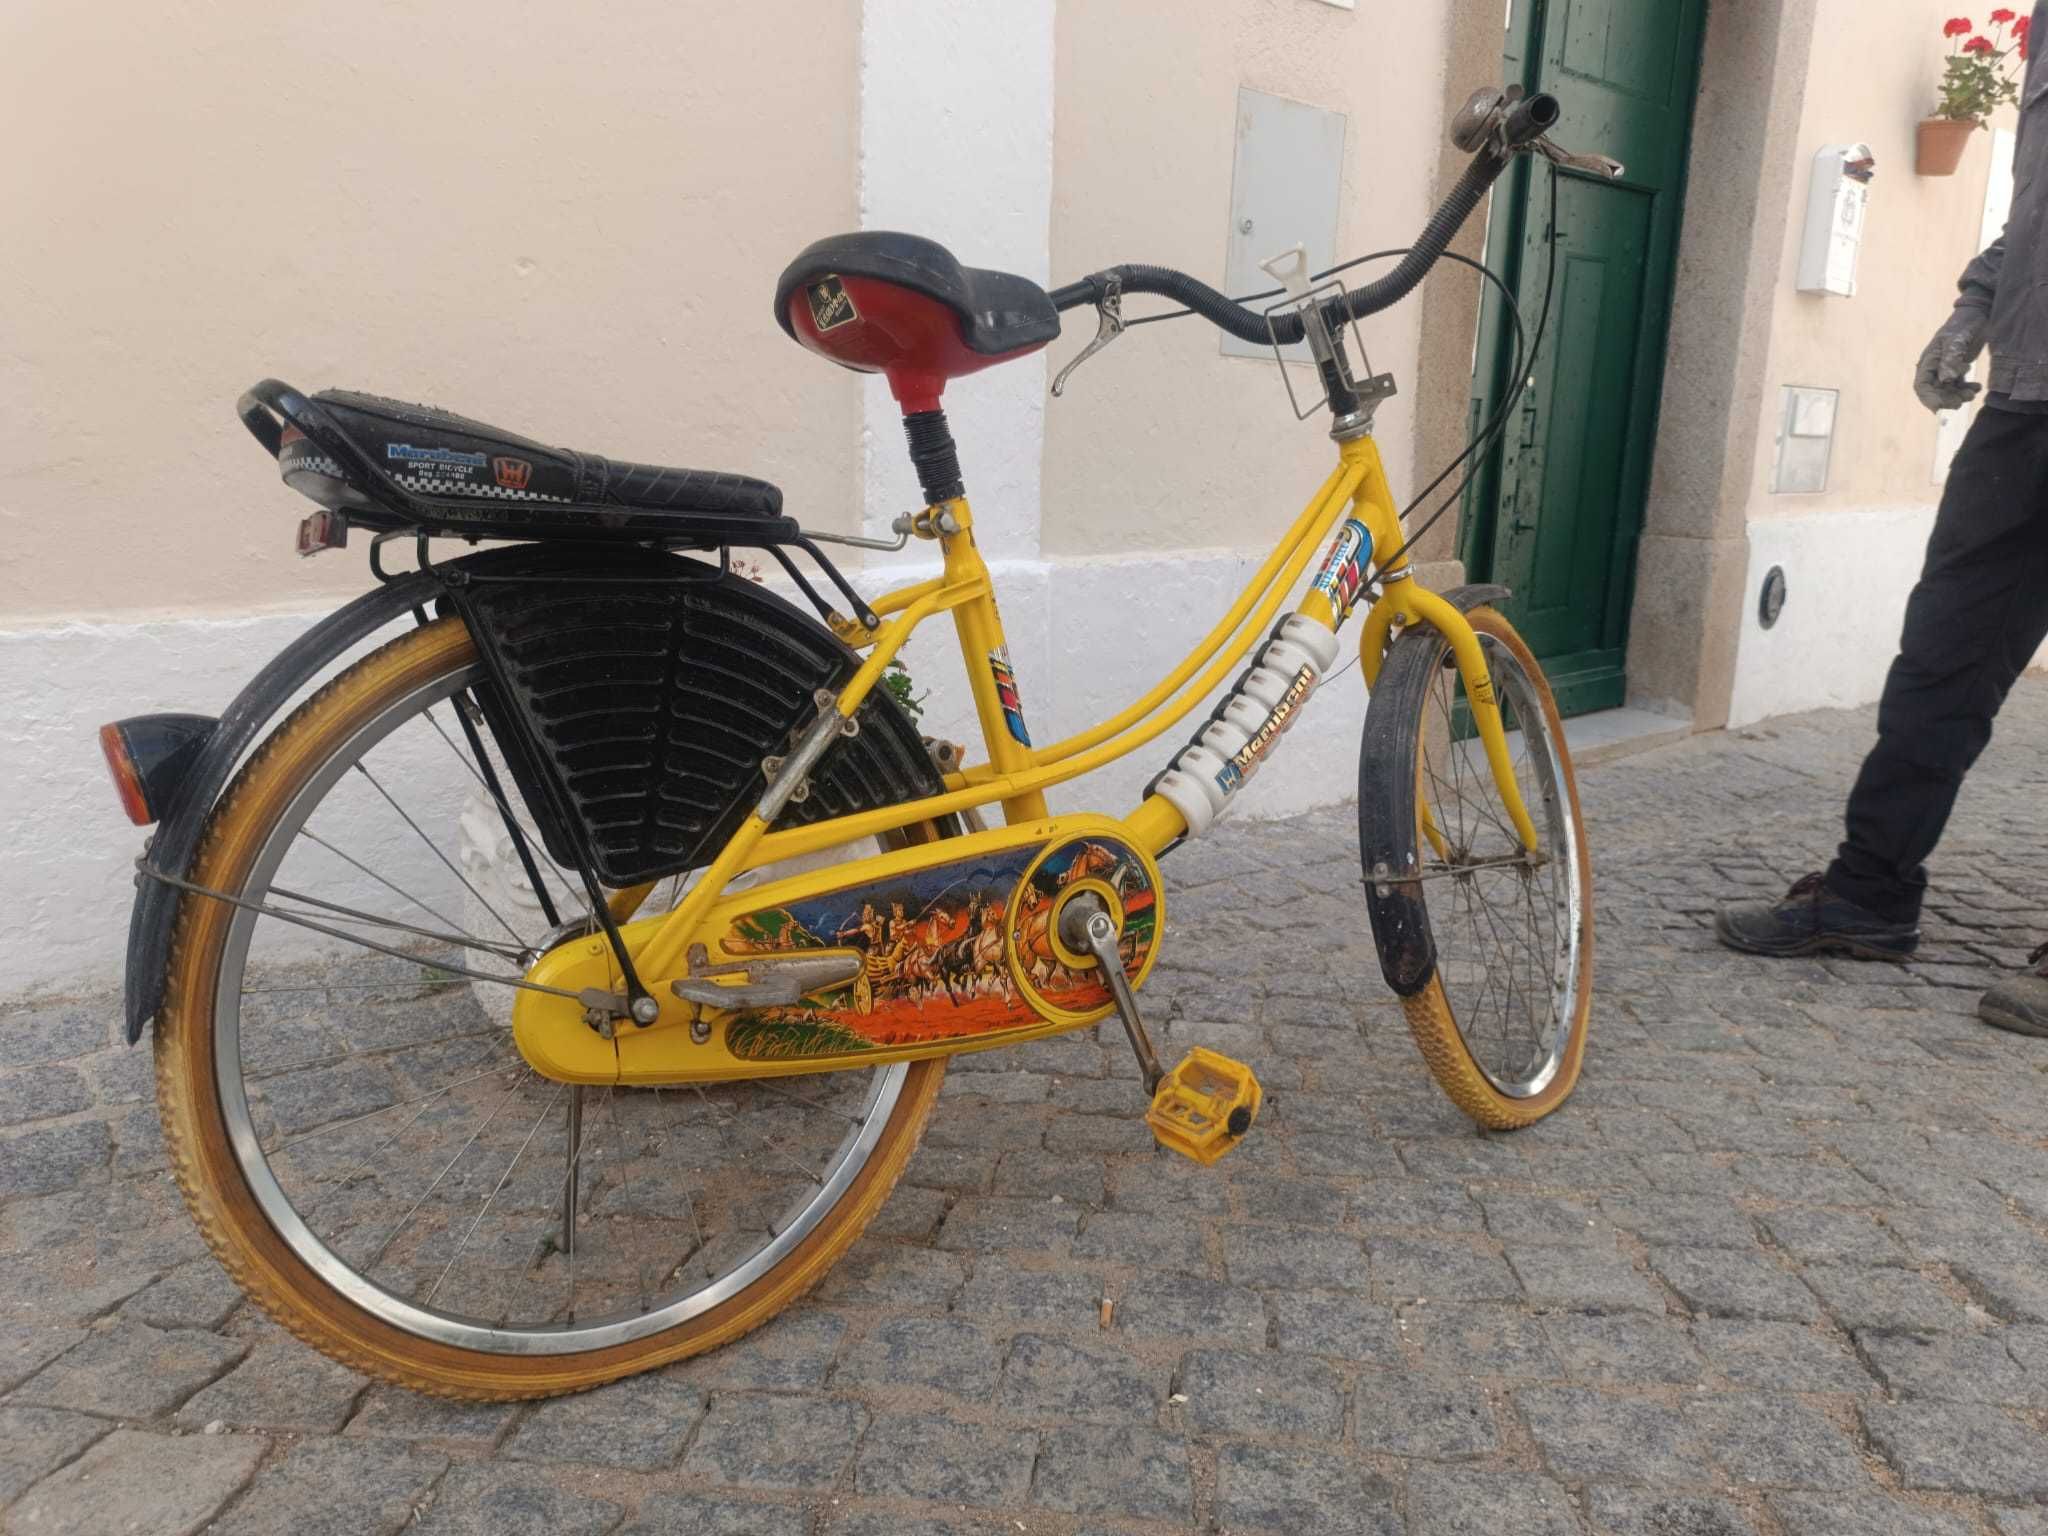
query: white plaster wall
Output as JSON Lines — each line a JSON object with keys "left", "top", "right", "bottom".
{"left": 1726, "top": 505, "right": 1931, "bottom": 727}
{"left": 1728, "top": 506, "right": 2048, "bottom": 728}
{"left": 0, "top": 609, "right": 467, "bottom": 995}
{"left": 1742, "top": 0, "right": 2013, "bottom": 527}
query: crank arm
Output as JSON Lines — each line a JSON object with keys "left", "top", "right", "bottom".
{"left": 1059, "top": 892, "right": 1163, "bottom": 1092}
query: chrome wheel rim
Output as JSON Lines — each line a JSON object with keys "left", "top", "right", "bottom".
{"left": 1417, "top": 632, "right": 1583, "bottom": 1098}
{"left": 211, "top": 662, "right": 906, "bottom": 1355}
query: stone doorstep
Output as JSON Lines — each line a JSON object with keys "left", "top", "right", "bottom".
{"left": 1563, "top": 705, "right": 1696, "bottom": 766}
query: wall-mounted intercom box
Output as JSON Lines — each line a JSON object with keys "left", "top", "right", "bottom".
{"left": 1796, "top": 143, "right": 1874, "bottom": 297}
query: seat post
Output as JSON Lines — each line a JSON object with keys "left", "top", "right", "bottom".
{"left": 901, "top": 408, "right": 965, "bottom": 506}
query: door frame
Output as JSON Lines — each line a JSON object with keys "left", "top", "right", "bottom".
{"left": 1455, "top": 0, "right": 1708, "bottom": 718}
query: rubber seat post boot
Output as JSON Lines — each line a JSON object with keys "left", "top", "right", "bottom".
{"left": 1712, "top": 872, "right": 1919, "bottom": 962}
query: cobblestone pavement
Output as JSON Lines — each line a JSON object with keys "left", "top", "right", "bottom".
{"left": 6, "top": 679, "right": 2048, "bottom": 1536}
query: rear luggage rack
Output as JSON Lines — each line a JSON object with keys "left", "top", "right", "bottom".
{"left": 238, "top": 378, "right": 880, "bottom": 629}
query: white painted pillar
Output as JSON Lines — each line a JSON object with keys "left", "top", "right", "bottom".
{"left": 856, "top": 0, "right": 1055, "bottom": 564}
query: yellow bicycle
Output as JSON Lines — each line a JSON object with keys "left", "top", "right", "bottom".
{"left": 103, "top": 86, "right": 1605, "bottom": 1397}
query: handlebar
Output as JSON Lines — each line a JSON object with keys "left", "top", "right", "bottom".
{"left": 1049, "top": 89, "right": 1577, "bottom": 346}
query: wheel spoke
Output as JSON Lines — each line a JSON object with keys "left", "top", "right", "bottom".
{"left": 148, "top": 866, "right": 579, "bottom": 1000}
{"left": 268, "top": 884, "right": 528, "bottom": 961}
{"left": 690, "top": 1084, "right": 828, "bottom": 1189}
{"left": 373, "top": 1065, "right": 535, "bottom": 1268}
{"left": 352, "top": 761, "right": 529, "bottom": 948}
{"left": 189, "top": 645, "right": 923, "bottom": 1364}
{"left": 312, "top": 1056, "right": 519, "bottom": 1227}
{"left": 293, "top": 828, "right": 493, "bottom": 950}
{"left": 271, "top": 1053, "right": 518, "bottom": 1157}
{"left": 425, "top": 1080, "right": 563, "bottom": 1306}
{"left": 1407, "top": 631, "right": 1582, "bottom": 1098}
{"left": 420, "top": 706, "right": 593, "bottom": 922}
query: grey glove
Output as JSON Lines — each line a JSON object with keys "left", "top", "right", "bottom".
{"left": 1914, "top": 310, "right": 1987, "bottom": 412}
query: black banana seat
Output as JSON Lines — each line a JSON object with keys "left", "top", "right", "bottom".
{"left": 239, "top": 380, "right": 796, "bottom": 545}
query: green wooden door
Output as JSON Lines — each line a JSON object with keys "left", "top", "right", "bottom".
{"left": 1459, "top": 0, "right": 1706, "bottom": 716}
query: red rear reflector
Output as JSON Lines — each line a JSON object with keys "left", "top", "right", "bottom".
{"left": 295, "top": 508, "right": 348, "bottom": 557}
{"left": 100, "top": 723, "right": 153, "bottom": 825}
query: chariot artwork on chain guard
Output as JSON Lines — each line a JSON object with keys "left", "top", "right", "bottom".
{"left": 717, "top": 836, "right": 1159, "bottom": 1060}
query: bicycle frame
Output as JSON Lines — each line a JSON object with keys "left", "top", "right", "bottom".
{"left": 518, "top": 429, "right": 1539, "bottom": 1079}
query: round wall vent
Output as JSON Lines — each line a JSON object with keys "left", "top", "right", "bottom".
{"left": 1759, "top": 565, "right": 1787, "bottom": 629}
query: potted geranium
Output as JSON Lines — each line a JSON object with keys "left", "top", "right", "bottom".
{"left": 1920, "top": 11, "right": 2028, "bottom": 175}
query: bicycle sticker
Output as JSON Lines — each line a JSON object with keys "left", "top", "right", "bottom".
{"left": 807, "top": 275, "right": 859, "bottom": 332}
{"left": 1309, "top": 518, "right": 1370, "bottom": 622}
{"left": 988, "top": 647, "right": 1031, "bottom": 746}
{"left": 386, "top": 441, "right": 489, "bottom": 495}
{"left": 717, "top": 832, "right": 1158, "bottom": 1060}
{"left": 1213, "top": 663, "right": 1316, "bottom": 795}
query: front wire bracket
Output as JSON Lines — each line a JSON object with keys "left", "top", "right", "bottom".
{"left": 1258, "top": 266, "right": 1396, "bottom": 423}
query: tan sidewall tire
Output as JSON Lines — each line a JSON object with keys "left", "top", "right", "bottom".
{"left": 1395, "top": 607, "right": 1593, "bottom": 1131}
{"left": 155, "top": 618, "right": 946, "bottom": 1400}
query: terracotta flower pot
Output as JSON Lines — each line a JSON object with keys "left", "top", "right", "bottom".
{"left": 1917, "top": 116, "right": 1980, "bottom": 176}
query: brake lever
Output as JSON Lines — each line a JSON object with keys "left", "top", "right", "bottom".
{"left": 1533, "top": 137, "right": 1626, "bottom": 180}
{"left": 1050, "top": 275, "right": 1123, "bottom": 398}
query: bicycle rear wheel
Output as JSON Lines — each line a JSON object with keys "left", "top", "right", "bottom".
{"left": 156, "top": 617, "right": 945, "bottom": 1399}
{"left": 1358, "top": 603, "right": 1592, "bottom": 1128}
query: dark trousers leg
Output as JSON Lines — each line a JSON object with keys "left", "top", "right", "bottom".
{"left": 1825, "top": 405, "right": 2048, "bottom": 923}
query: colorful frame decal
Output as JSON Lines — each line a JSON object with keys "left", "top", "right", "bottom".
{"left": 1309, "top": 517, "right": 1371, "bottom": 623}
{"left": 988, "top": 646, "right": 1031, "bottom": 745}
{"left": 716, "top": 835, "right": 1156, "bottom": 1060}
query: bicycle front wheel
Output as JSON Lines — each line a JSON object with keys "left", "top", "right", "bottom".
{"left": 1358, "top": 603, "right": 1592, "bottom": 1129}
{"left": 156, "top": 616, "right": 946, "bottom": 1399}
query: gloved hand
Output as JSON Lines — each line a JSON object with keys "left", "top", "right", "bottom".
{"left": 1914, "top": 310, "right": 1988, "bottom": 412}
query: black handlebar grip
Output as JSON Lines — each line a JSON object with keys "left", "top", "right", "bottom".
{"left": 1503, "top": 92, "right": 1561, "bottom": 150}
{"left": 1048, "top": 278, "right": 1097, "bottom": 312}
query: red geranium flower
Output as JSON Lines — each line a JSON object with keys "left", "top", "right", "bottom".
{"left": 2018, "top": 14, "right": 2032, "bottom": 35}
{"left": 1990, "top": 7, "right": 2017, "bottom": 23}
{"left": 1965, "top": 34, "right": 1996, "bottom": 51}
{"left": 1945, "top": 15, "right": 1976, "bottom": 36}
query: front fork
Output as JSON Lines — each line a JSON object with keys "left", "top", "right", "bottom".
{"left": 1294, "top": 439, "right": 1540, "bottom": 856}
{"left": 1315, "top": 435, "right": 1538, "bottom": 855}
{"left": 1356, "top": 575, "right": 1540, "bottom": 855}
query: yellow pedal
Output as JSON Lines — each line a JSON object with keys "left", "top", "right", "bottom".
{"left": 1146, "top": 1048, "right": 1263, "bottom": 1165}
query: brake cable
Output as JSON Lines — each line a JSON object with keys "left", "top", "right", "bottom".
{"left": 1377, "top": 157, "right": 1563, "bottom": 577}
{"left": 1104, "top": 163, "right": 1563, "bottom": 586}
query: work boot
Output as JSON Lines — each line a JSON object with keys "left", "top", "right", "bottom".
{"left": 1713, "top": 872, "right": 1920, "bottom": 961}
{"left": 1980, "top": 941, "right": 2048, "bottom": 1037}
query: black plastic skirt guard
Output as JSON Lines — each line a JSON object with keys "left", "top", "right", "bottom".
{"left": 121, "top": 544, "right": 944, "bottom": 1042}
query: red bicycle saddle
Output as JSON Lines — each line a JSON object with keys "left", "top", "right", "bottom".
{"left": 774, "top": 232, "right": 1061, "bottom": 412}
